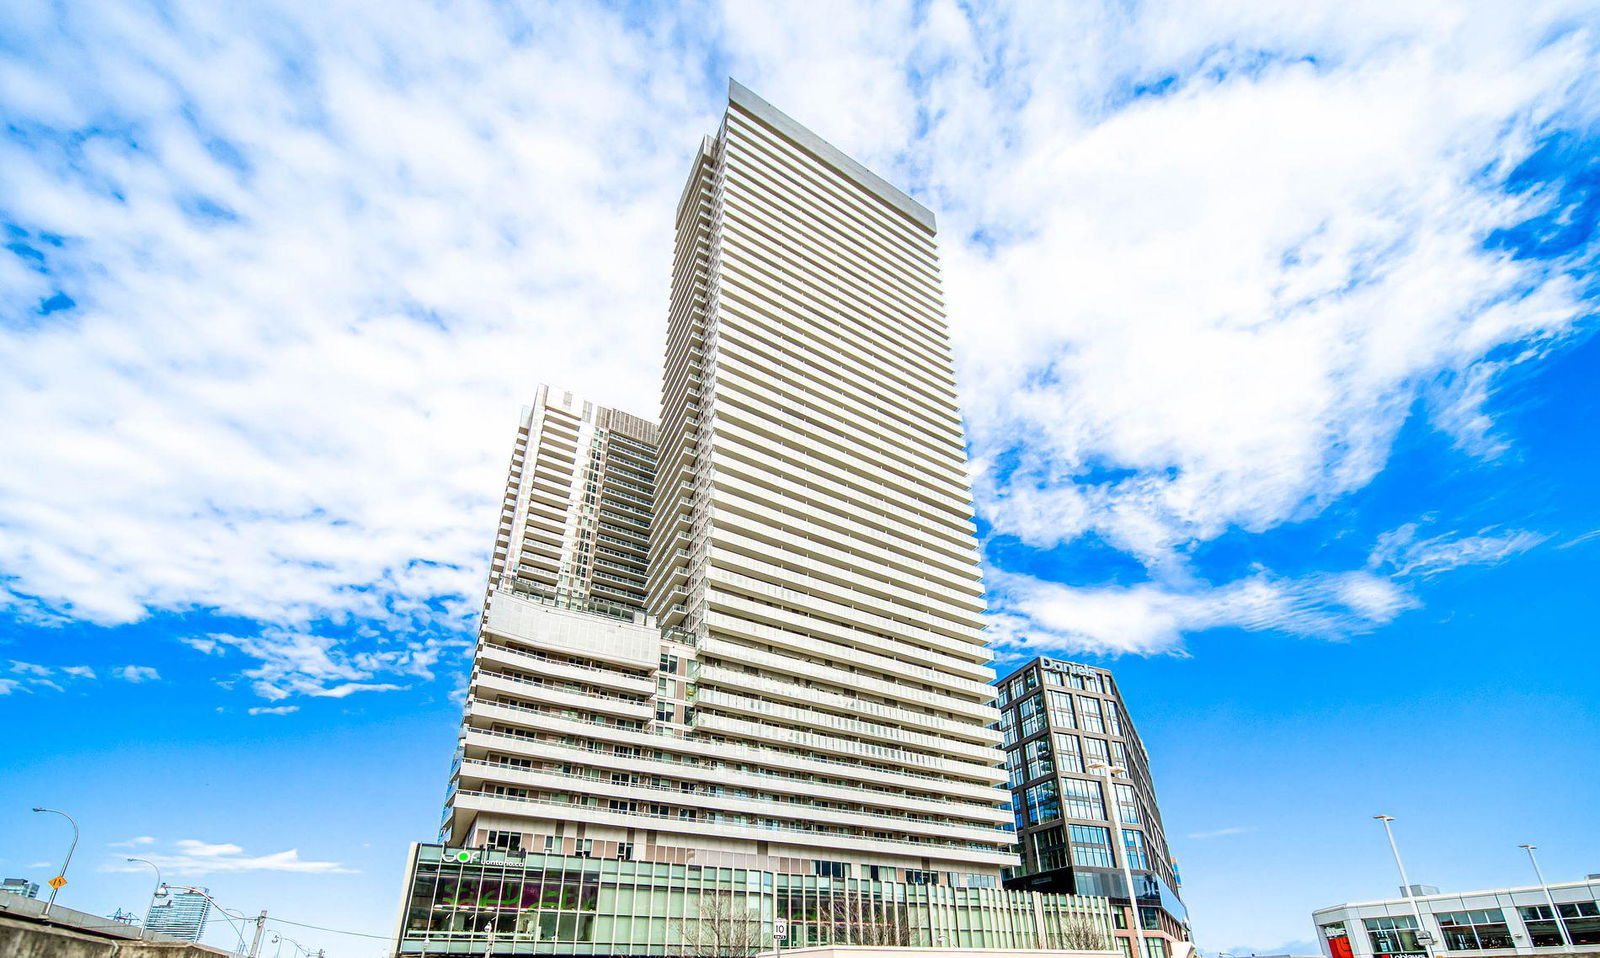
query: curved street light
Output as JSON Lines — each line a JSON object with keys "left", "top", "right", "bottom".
{"left": 161, "top": 884, "right": 269, "bottom": 958}
{"left": 125, "top": 858, "right": 163, "bottom": 939}
{"left": 31, "top": 807, "right": 78, "bottom": 919}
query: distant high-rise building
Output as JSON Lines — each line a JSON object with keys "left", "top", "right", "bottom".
{"left": 997, "top": 657, "right": 1189, "bottom": 957}
{"left": 0, "top": 877, "right": 39, "bottom": 899}
{"left": 442, "top": 384, "right": 659, "bottom": 849}
{"left": 145, "top": 887, "right": 211, "bottom": 942}
{"left": 394, "top": 80, "right": 1117, "bottom": 956}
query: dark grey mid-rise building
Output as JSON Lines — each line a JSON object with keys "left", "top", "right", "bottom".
{"left": 997, "top": 657, "right": 1189, "bottom": 956}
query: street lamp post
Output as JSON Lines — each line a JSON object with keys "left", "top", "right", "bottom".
{"left": 1091, "top": 762, "right": 1150, "bottom": 958}
{"left": 1374, "top": 816, "right": 1433, "bottom": 958}
{"left": 31, "top": 807, "right": 79, "bottom": 919}
{"left": 163, "top": 884, "right": 269, "bottom": 958}
{"left": 1520, "top": 845, "right": 1573, "bottom": 951}
{"left": 125, "top": 858, "right": 163, "bottom": 939}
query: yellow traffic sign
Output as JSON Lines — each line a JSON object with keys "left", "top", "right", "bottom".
{"left": 49, "top": 876, "right": 67, "bottom": 890}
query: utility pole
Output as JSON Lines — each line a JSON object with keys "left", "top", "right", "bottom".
{"left": 247, "top": 910, "right": 269, "bottom": 958}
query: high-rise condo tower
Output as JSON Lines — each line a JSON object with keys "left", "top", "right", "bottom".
{"left": 396, "top": 81, "right": 1115, "bottom": 957}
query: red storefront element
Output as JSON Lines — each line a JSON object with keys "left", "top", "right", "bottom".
{"left": 1329, "top": 936, "right": 1355, "bottom": 958}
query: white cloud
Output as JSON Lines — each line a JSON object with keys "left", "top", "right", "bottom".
{"left": 1369, "top": 524, "right": 1551, "bottom": 577}
{"left": 989, "top": 567, "right": 1418, "bottom": 657}
{"left": 0, "top": 678, "right": 20, "bottom": 695}
{"left": 205, "top": 629, "right": 436, "bottom": 702}
{"left": 247, "top": 705, "right": 299, "bottom": 716}
{"left": 1187, "top": 826, "right": 1257, "bottom": 840}
{"left": 113, "top": 665, "right": 161, "bottom": 683}
{"left": 61, "top": 665, "right": 96, "bottom": 679}
{"left": 0, "top": 0, "right": 1593, "bottom": 679}
{"left": 101, "top": 838, "right": 353, "bottom": 875}
{"left": 9, "top": 660, "right": 51, "bottom": 676}
{"left": 0, "top": 1, "right": 705, "bottom": 643}
{"left": 110, "top": 836, "right": 157, "bottom": 848}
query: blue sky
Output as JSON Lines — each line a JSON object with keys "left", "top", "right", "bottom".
{"left": 2, "top": 1, "right": 1598, "bottom": 955}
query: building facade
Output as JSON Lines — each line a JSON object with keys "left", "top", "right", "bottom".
{"left": 0, "top": 877, "right": 39, "bottom": 899}
{"left": 393, "top": 81, "right": 1110, "bottom": 956}
{"left": 145, "top": 887, "right": 212, "bottom": 942}
{"left": 446, "top": 384, "right": 664, "bottom": 850}
{"left": 1314, "top": 878, "right": 1600, "bottom": 958}
{"left": 399, "top": 845, "right": 1112, "bottom": 955}
{"left": 996, "top": 658, "right": 1188, "bottom": 957}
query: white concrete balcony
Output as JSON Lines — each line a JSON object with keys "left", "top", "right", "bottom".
{"left": 704, "top": 610, "right": 996, "bottom": 700}
{"left": 710, "top": 441, "right": 978, "bottom": 558}
{"left": 474, "top": 642, "right": 654, "bottom": 694}
{"left": 693, "top": 663, "right": 1000, "bottom": 746}
{"left": 706, "top": 528, "right": 986, "bottom": 627}
{"left": 694, "top": 689, "right": 1002, "bottom": 765}
{"left": 469, "top": 672, "right": 654, "bottom": 722}
{"left": 708, "top": 489, "right": 980, "bottom": 600}
{"left": 704, "top": 505, "right": 983, "bottom": 618}
{"left": 693, "top": 711, "right": 1005, "bottom": 787}
{"left": 710, "top": 585, "right": 985, "bottom": 681}
{"left": 465, "top": 706, "right": 1005, "bottom": 803}
{"left": 713, "top": 333, "right": 970, "bottom": 490}
{"left": 716, "top": 153, "right": 949, "bottom": 333}
{"left": 707, "top": 582, "right": 993, "bottom": 681}
{"left": 454, "top": 760, "right": 1010, "bottom": 846}
{"left": 710, "top": 463, "right": 981, "bottom": 588}
{"left": 714, "top": 239, "right": 953, "bottom": 409}
{"left": 715, "top": 234, "right": 952, "bottom": 409}
{"left": 714, "top": 402, "right": 973, "bottom": 529}
{"left": 720, "top": 121, "right": 943, "bottom": 279}
{"left": 449, "top": 789, "right": 1016, "bottom": 868}
{"left": 459, "top": 728, "right": 1008, "bottom": 823}
{"left": 706, "top": 548, "right": 986, "bottom": 648}
{"left": 695, "top": 636, "right": 999, "bottom": 723}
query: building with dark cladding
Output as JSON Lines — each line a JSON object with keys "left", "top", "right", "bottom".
{"left": 996, "top": 657, "right": 1190, "bottom": 958}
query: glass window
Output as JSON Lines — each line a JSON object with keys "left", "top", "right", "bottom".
{"left": 1054, "top": 733, "right": 1084, "bottom": 773}
{"left": 1047, "top": 689, "right": 1075, "bottom": 727}
{"left": 1105, "top": 705, "right": 1123, "bottom": 736}
{"left": 1364, "top": 916, "right": 1423, "bottom": 957}
{"left": 1084, "top": 737, "right": 1110, "bottom": 764}
{"left": 1069, "top": 824, "right": 1113, "bottom": 868}
{"left": 1025, "top": 780, "right": 1060, "bottom": 824}
{"left": 1524, "top": 902, "right": 1600, "bottom": 947}
{"left": 1025, "top": 737, "right": 1054, "bottom": 781}
{"left": 1078, "top": 696, "right": 1105, "bottom": 733}
{"left": 1436, "top": 910, "right": 1513, "bottom": 951}
{"left": 1060, "top": 777, "right": 1105, "bottom": 820}
{"left": 1115, "top": 783, "right": 1141, "bottom": 824}
{"left": 1122, "top": 829, "right": 1148, "bottom": 870}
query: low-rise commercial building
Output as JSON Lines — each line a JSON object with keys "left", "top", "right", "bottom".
{"left": 1314, "top": 877, "right": 1600, "bottom": 958}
